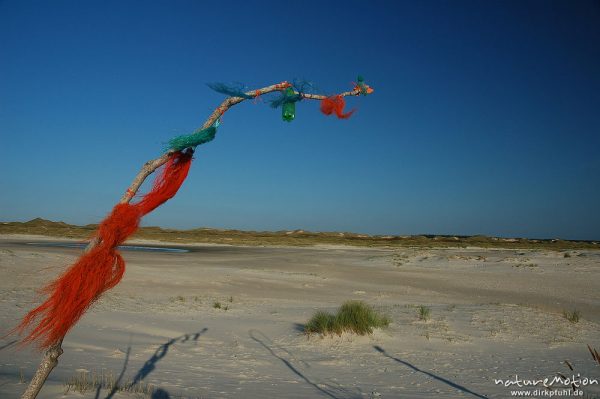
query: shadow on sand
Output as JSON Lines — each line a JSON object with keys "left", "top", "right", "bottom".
{"left": 373, "top": 345, "right": 488, "bottom": 398}
{"left": 99, "top": 328, "right": 208, "bottom": 399}
{"left": 249, "top": 329, "right": 362, "bottom": 399}
{"left": 131, "top": 328, "right": 207, "bottom": 386}
{"left": 0, "top": 340, "right": 18, "bottom": 351}
{"left": 292, "top": 323, "right": 305, "bottom": 333}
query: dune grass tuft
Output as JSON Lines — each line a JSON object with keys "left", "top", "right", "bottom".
{"left": 417, "top": 305, "right": 431, "bottom": 321}
{"left": 304, "top": 301, "right": 390, "bottom": 336}
{"left": 563, "top": 309, "right": 581, "bottom": 324}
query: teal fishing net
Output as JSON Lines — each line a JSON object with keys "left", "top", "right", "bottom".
{"left": 207, "top": 82, "right": 254, "bottom": 99}
{"left": 268, "top": 79, "right": 318, "bottom": 108}
{"left": 167, "top": 126, "right": 217, "bottom": 152}
{"left": 356, "top": 75, "right": 369, "bottom": 95}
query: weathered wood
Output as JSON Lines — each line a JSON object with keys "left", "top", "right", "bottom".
{"left": 20, "top": 341, "right": 63, "bottom": 399}
{"left": 20, "top": 80, "right": 365, "bottom": 399}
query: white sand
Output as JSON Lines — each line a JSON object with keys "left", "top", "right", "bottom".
{"left": 1, "top": 237, "right": 599, "bottom": 398}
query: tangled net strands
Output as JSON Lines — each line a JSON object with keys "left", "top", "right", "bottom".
{"left": 207, "top": 82, "right": 254, "bottom": 99}
{"left": 268, "top": 87, "right": 303, "bottom": 109}
{"left": 320, "top": 95, "right": 355, "bottom": 119}
{"left": 17, "top": 150, "right": 194, "bottom": 349}
{"left": 354, "top": 75, "right": 372, "bottom": 96}
{"left": 167, "top": 126, "right": 217, "bottom": 152}
{"left": 17, "top": 76, "right": 374, "bottom": 353}
{"left": 268, "top": 79, "right": 315, "bottom": 109}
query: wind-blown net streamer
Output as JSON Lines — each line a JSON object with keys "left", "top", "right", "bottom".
{"left": 320, "top": 95, "right": 355, "bottom": 119}
{"left": 17, "top": 150, "right": 193, "bottom": 348}
{"left": 207, "top": 82, "right": 254, "bottom": 99}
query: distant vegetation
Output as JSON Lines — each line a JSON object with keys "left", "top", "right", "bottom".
{"left": 1, "top": 218, "right": 598, "bottom": 250}
{"left": 304, "top": 301, "right": 390, "bottom": 336}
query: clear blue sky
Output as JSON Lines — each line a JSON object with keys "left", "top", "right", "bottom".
{"left": 1, "top": 0, "right": 599, "bottom": 240}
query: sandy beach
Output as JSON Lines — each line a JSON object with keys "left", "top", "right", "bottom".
{"left": 1, "top": 235, "right": 599, "bottom": 398}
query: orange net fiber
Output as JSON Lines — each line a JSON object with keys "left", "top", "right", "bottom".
{"left": 17, "top": 150, "right": 193, "bottom": 349}
{"left": 320, "top": 95, "right": 355, "bottom": 119}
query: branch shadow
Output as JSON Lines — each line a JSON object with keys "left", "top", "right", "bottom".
{"left": 130, "top": 328, "right": 208, "bottom": 386}
{"left": 0, "top": 340, "right": 18, "bottom": 351}
{"left": 373, "top": 345, "right": 488, "bottom": 399}
{"left": 99, "top": 345, "right": 131, "bottom": 399}
{"left": 151, "top": 388, "right": 171, "bottom": 399}
{"left": 249, "top": 329, "right": 362, "bottom": 399}
{"left": 96, "top": 328, "right": 207, "bottom": 399}
{"left": 292, "top": 323, "right": 305, "bottom": 333}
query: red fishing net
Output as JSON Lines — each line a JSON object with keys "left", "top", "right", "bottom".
{"left": 17, "top": 150, "right": 193, "bottom": 349}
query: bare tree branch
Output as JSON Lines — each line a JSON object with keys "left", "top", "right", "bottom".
{"left": 119, "top": 81, "right": 361, "bottom": 204}
{"left": 20, "top": 80, "right": 366, "bottom": 399}
{"left": 20, "top": 341, "right": 62, "bottom": 399}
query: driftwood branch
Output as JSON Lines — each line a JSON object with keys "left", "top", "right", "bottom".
{"left": 119, "top": 82, "right": 361, "bottom": 203}
{"left": 20, "top": 80, "right": 366, "bottom": 399}
{"left": 20, "top": 341, "right": 62, "bottom": 399}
